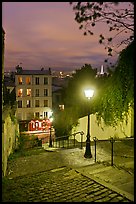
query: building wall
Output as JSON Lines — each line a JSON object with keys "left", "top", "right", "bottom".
{"left": 72, "top": 108, "right": 133, "bottom": 142}
{"left": 15, "top": 73, "right": 52, "bottom": 120}
{"left": 2, "top": 106, "right": 20, "bottom": 176}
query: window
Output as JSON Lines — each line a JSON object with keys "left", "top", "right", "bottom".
{"left": 35, "top": 77, "right": 39, "bottom": 85}
{"left": 44, "top": 77, "right": 48, "bottom": 85}
{"left": 18, "top": 100, "right": 22, "bottom": 108}
{"left": 35, "top": 112, "right": 39, "bottom": 118}
{"left": 44, "top": 100, "right": 48, "bottom": 107}
{"left": 44, "top": 89, "right": 48, "bottom": 96}
{"left": 18, "top": 77, "right": 22, "bottom": 84}
{"left": 44, "top": 112, "right": 48, "bottom": 118}
{"left": 27, "top": 89, "right": 31, "bottom": 96}
{"left": 26, "top": 77, "right": 31, "bottom": 85}
{"left": 35, "top": 89, "right": 39, "bottom": 97}
{"left": 35, "top": 100, "right": 39, "bottom": 107}
{"left": 59, "top": 104, "right": 64, "bottom": 110}
{"left": 26, "top": 100, "right": 31, "bottom": 108}
{"left": 18, "top": 89, "right": 23, "bottom": 97}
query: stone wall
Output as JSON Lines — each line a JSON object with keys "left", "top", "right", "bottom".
{"left": 2, "top": 106, "right": 20, "bottom": 177}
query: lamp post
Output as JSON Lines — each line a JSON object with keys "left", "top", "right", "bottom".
{"left": 84, "top": 89, "right": 94, "bottom": 158}
{"left": 49, "top": 126, "right": 52, "bottom": 147}
{"left": 49, "top": 115, "right": 53, "bottom": 148}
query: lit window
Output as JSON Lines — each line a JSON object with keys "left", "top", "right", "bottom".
{"left": 35, "top": 100, "right": 39, "bottom": 107}
{"left": 26, "top": 100, "right": 31, "bottom": 108}
{"left": 27, "top": 89, "right": 31, "bottom": 96}
{"left": 44, "top": 100, "right": 48, "bottom": 107}
{"left": 18, "top": 89, "right": 23, "bottom": 97}
{"left": 26, "top": 77, "right": 31, "bottom": 85}
{"left": 18, "top": 77, "right": 22, "bottom": 84}
{"left": 59, "top": 104, "right": 64, "bottom": 110}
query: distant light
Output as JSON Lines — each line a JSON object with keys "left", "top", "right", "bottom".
{"left": 59, "top": 104, "right": 64, "bottom": 110}
{"left": 84, "top": 89, "right": 94, "bottom": 99}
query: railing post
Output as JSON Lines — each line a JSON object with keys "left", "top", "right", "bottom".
{"left": 80, "top": 131, "right": 84, "bottom": 149}
{"left": 93, "top": 137, "right": 97, "bottom": 162}
{"left": 110, "top": 137, "right": 115, "bottom": 166}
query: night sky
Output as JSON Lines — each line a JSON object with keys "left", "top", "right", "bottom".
{"left": 2, "top": 2, "right": 132, "bottom": 72}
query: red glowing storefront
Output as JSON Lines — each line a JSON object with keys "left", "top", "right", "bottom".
{"left": 28, "top": 119, "right": 51, "bottom": 132}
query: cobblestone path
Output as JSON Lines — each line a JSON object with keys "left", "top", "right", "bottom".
{"left": 2, "top": 166, "right": 131, "bottom": 202}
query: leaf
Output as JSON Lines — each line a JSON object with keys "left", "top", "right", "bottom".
{"left": 88, "top": 30, "right": 93, "bottom": 35}
{"left": 108, "top": 37, "right": 112, "bottom": 42}
{"left": 79, "top": 24, "right": 83, "bottom": 29}
{"left": 108, "top": 47, "right": 112, "bottom": 52}
{"left": 104, "top": 59, "right": 108, "bottom": 63}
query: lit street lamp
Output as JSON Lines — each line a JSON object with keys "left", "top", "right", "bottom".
{"left": 84, "top": 89, "right": 94, "bottom": 158}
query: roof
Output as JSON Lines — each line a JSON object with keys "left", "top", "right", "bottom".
{"left": 15, "top": 69, "right": 51, "bottom": 75}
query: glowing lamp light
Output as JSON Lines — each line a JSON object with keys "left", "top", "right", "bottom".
{"left": 84, "top": 89, "right": 94, "bottom": 99}
{"left": 50, "top": 117, "right": 53, "bottom": 123}
{"left": 84, "top": 88, "right": 94, "bottom": 158}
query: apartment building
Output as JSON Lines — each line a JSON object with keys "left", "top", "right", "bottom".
{"left": 15, "top": 66, "right": 52, "bottom": 121}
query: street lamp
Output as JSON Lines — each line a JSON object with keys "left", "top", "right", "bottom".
{"left": 49, "top": 126, "right": 52, "bottom": 147}
{"left": 84, "top": 89, "right": 94, "bottom": 158}
{"left": 49, "top": 116, "right": 53, "bottom": 147}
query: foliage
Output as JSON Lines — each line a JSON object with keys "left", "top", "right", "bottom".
{"left": 62, "top": 64, "right": 97, "bottom": 111}
{"left": 70, "top": 2, "right": 134, "bottom": 58}
{"left": 53, "top": 107, "right": 79, "bottom": 137}
{"left": 8, "top": 146, "right": 45, "bottom": 161}
{"left": 58, "top": 42, "right": 133, "bottom": 128}
{"left": 17, "top": 134, "right": 40, "bottom": 150}
{"left": 53, "top": 63, "right": 112, "bottom": 136}
{"left": 94, "top": 41, "right": 134, "bottom": 126}
{"left": 3, "top": 85, "right": 16, "bottom": 106}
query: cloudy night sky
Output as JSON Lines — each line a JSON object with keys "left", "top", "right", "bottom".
{"left": 2, "top": 2, "right": 132, "bottom": 72}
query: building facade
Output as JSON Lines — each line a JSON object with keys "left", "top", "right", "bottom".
{"left": 15, "top": 67, "right": 52, "bottom": 121}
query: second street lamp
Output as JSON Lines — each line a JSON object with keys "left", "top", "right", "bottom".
{"left": 84, "top": 89, "right": 94, "bottom": 158}
{"left": 49, "top": 115, "right": 53, "bottom": 147}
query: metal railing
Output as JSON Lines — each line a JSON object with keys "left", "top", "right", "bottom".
{"left": 52, "top": 131, "right": 84, "bottom": 149}
{"left": 48, "top": 132, "right": 134, "bottom": 167}
{"left": 93, "top": 136, "right": 134, "bottom": 166}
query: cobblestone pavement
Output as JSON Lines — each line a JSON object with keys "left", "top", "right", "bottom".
{"left": 2, "top": 146, "right": 134, "bottom": 202}
{"left": 2, "top": 166, "right": 133, "bottom": 202}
